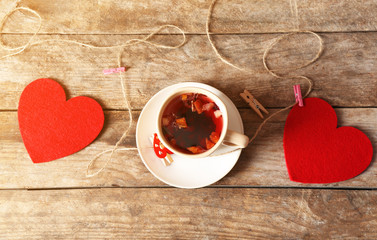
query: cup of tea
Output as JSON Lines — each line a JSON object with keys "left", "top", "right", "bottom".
{"left": 156, "top": 86, "right": 249, "bottom": 158}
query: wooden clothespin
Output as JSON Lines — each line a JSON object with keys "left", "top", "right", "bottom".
{"left": 293, "top": 85, "right": 304, "bottom": 107}
{"left": 240, "top": 90, "right": 269, "bottom": 119}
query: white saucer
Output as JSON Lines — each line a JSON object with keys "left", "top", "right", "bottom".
{"left": 136, "top": 82, "right": 244, "bottom": 188}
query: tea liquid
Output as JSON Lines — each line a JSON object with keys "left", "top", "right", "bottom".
{"left": 161, "top": 93, "right": 223, "bottom": 154}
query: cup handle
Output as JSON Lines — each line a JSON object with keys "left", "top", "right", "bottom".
{"left": 223, "top": 129, "right": 249, "bottom": 148}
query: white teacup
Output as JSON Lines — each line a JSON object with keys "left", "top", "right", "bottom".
{"left": 156, "top": 86, "right": 249, "bottom": 158}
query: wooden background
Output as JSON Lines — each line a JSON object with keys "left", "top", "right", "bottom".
{"left": 1, "top": 0, "right": 377, "bottom": 239}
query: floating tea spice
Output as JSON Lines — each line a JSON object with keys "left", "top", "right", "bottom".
{"left": 161, "top": 93, "right": 223, "bottom": 154}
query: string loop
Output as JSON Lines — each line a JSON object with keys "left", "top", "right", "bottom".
{"left": 0, "top": 7, "right": 42, "bottom": 58}
{"left": 0, "top": 7, "right": 186, "bottom": 60}
{"left": 0, "top": 6, "right": 186, "bottom": 177}
{"left": 262, "top": 31, "right": 324, "bottom": 78}
{"left": 206, "top": 0, "right": 324, "bottom": 145}
{"left": 1, "top": 2, "right": 325, "bottom": 167}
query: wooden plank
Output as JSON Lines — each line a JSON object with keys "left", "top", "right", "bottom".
{"left": 1, "top": 108, "right": 376, "bottom": 189}
{"left": 1, "top": 0, "right": 377, "bottom": 34}
{"left": 0, "top": 188, "right": 376, "bottom": 239}
{"left": 1, "top": 32, "right": 377, "bottom": 110}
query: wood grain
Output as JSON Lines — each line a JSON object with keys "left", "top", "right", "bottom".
{"left": 1, "top": 0, "right": 377, "bottom": 238}
{"left": 2, "top": 0, "right": 377, "bottom": 34}
{"left": 2, "top": 1, "right": 377, "bottom": 240}
{"left": 0, "top": 188, "right": 376, "bottom": 239}
{"left": 1, "top": 108, "right": 376, "bottom": 189}
{"left": 1, "top": 32, "right": 377, "bottom": 110}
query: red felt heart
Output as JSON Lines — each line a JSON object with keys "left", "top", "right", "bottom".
{"left": 284, "top": 98, "right": 373, "bottom": 183}
{"left": 18, "top": 78, "right": 104, "bottom": 163}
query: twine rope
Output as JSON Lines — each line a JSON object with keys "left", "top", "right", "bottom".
{"left": 0, "top": 7, "right": 186, "bottom": 60}
{"left": 1, "top": 2, "right": 325, "bottom": 169}
{"left": 206, "top": 0, "right": 324, "bottom": 145}
{"left": 0, "top": 6, "right": 186, "bottom": 176}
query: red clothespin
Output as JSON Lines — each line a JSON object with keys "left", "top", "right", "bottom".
{"left": 240, "top": 90, "right": 269, "bottom": 119}
{"left": 151, "top": 133, "right": 173, "bottom": 166}
{"left": 103, "top": 67, "right": 126, "bottom": 75}
{"left": 293, "top": 85, "right": 304, "bottom": 107}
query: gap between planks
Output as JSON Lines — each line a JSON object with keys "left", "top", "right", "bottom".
{"left": 2, "top": 107, "right": 377, "bottom": 112}
{"left": 3, "top": 30, "right": 377, "bottom": 35}
{"left": 2, "top": 186, "right": 377, "bottom": 191}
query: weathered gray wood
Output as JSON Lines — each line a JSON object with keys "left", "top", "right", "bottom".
{"left": 1, "top": 108, "right": 376, "bottom": 189}
{"left": 0, "top": 188, "right": 376, "bottom": 239}
{"left": 2, "top": 0, "right": 377, "bottom": 34}
{"left": 1, "top": 32, "right": 377, "bottom": 110}
{"left": 1, "top": 1, "right": 377, "bottom": 239}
